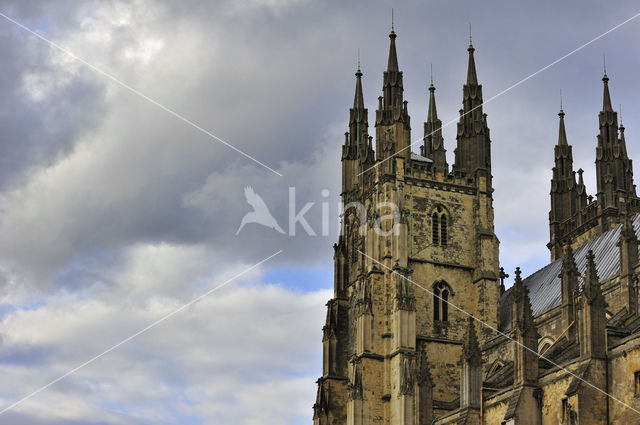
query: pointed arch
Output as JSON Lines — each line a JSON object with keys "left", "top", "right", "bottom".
{"left": 431, "top": 205, "right": 449, "bottom": 247}
{"left": 433, "top": 281, "right": 454, "bottom": 322}
{"left": 487, "top": 360, "right": 505, "bottom": 378}
{"left": 539, "top": 336, "right": 555, "bottom": 355}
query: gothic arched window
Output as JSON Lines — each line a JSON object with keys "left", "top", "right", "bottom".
{"left": 431, "top": 206, "right": 448, "bottom": 246}
{"left": 433, "top": 281, "right": 452, "bottom": 322}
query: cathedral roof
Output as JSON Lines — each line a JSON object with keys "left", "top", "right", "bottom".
{"left": 500, "top": 213, "right": 640, "bottom": 331}
{"left": 411, "top": 152, "right": 433, "bottom": 163}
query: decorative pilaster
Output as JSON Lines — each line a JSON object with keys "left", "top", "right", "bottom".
{"left": 559, "top": 244, "right": 578, "bottom": 340}
{"left": 354, "top": 279, "right": 374, "bottom": 355}
{"left": 511, "top": 267, "right": 538, "bottom": 386}
{"left": 397, "top": 355, "right": 416, "bottom": 425}
{"left": 347, "top": 361, "right": 364, "bottom": 425}
{"left": 393, "top": 272, "right": 416, "bottom": 351}
{"left": 460, "top": 317, "right": 482, "bottom": 410}
{"left": 618, "top": 211, "right": 639, "bottom": 316}
{"left": 578, "top": 250, "right": 607, "bottom": 360}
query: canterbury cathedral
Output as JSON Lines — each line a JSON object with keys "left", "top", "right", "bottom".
{"left": 314, "top": 27, "right": 640, "bottom": 425}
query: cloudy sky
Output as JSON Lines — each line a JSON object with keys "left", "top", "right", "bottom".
{"left": 0, "top": 0, "right": 639, "bottom": 424}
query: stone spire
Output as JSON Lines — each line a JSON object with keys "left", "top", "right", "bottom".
{"left": 466, "top": 42, "right": 478, "bottom": 85}
{"left": 454, "top": 39, "right": 492, "bottom": 183}
{"left": 387, "top": 29, "right": 399, "bottom": 72}
{"left": 427, "top": 78, "right": 437, "bottom": 122}
{"left": 558, "top": 107, "right": 568, "bottom": 145}
{"left": 422, "top": 77, "right": 447, "bottom": 173}
{"left": 602, "top": 72, "right": 613, "bottom": 112}
{"left": 549, "top": 109, "right": 579, "bottom": 258}
{"left": 354, "top": 67, "right": 364, "bottom": 109}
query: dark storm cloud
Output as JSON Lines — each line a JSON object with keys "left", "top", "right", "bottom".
{"left": 0, "top": 0, "right": 639, "bottom": 286}
{"left": 0, "top": 30, "right": 106, "bottom": 191}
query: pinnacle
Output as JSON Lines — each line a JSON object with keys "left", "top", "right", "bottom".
{"left": 602, "top": 73, "right": 613, "bottom": 112}
{"left": 558, "top": 108, "right": 568, "bottom": 146}
{"left": 387, "top": 30, "right": 399, "bottom": 72}
{"left": 466, "top": 43, "right": 478, "bottom": 85}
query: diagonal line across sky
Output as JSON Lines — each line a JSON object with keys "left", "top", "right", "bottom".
{"left": 358, "top": 10, "right": 640, "bottom": 177}
{"left": 0, "top": 11, "right": 283, "bottom": 177}
{"left": 0, "top": 249, "right": 283, "bottom": 416}
{"left": 358, "top": 250, "right": 640, "bottom": 417}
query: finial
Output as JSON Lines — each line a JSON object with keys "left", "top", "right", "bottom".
{"left": 391, "top": 8, "right": 394, "bottom": 32}
{"left": 469, "top": 23, "right": 472, "bottom": 45}
{"left": 603, "top": 53, "right": 607, "bottom": 76}
{"left": 430, "top": 63, "right": 433, "bottom": 85}
{"left": 357, "top": 47, "right": 360, "bottom": 71}
{"left": 515, "top": 266, "right": 522, "bottom": 281}
{"left": 560, "top": 88, "right": 563, "bottom": 111}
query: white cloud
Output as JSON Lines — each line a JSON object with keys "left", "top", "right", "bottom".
{"left": 0, "top": 241, "right": 328, "bottom": 424}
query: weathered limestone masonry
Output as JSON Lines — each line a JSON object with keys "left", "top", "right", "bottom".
{"left": 315, "top": 26, "right": 640, "bottom": 425}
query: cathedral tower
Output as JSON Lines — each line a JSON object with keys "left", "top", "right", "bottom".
{"left": 315, "top": 28, "right": 500, "bottom": 425}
